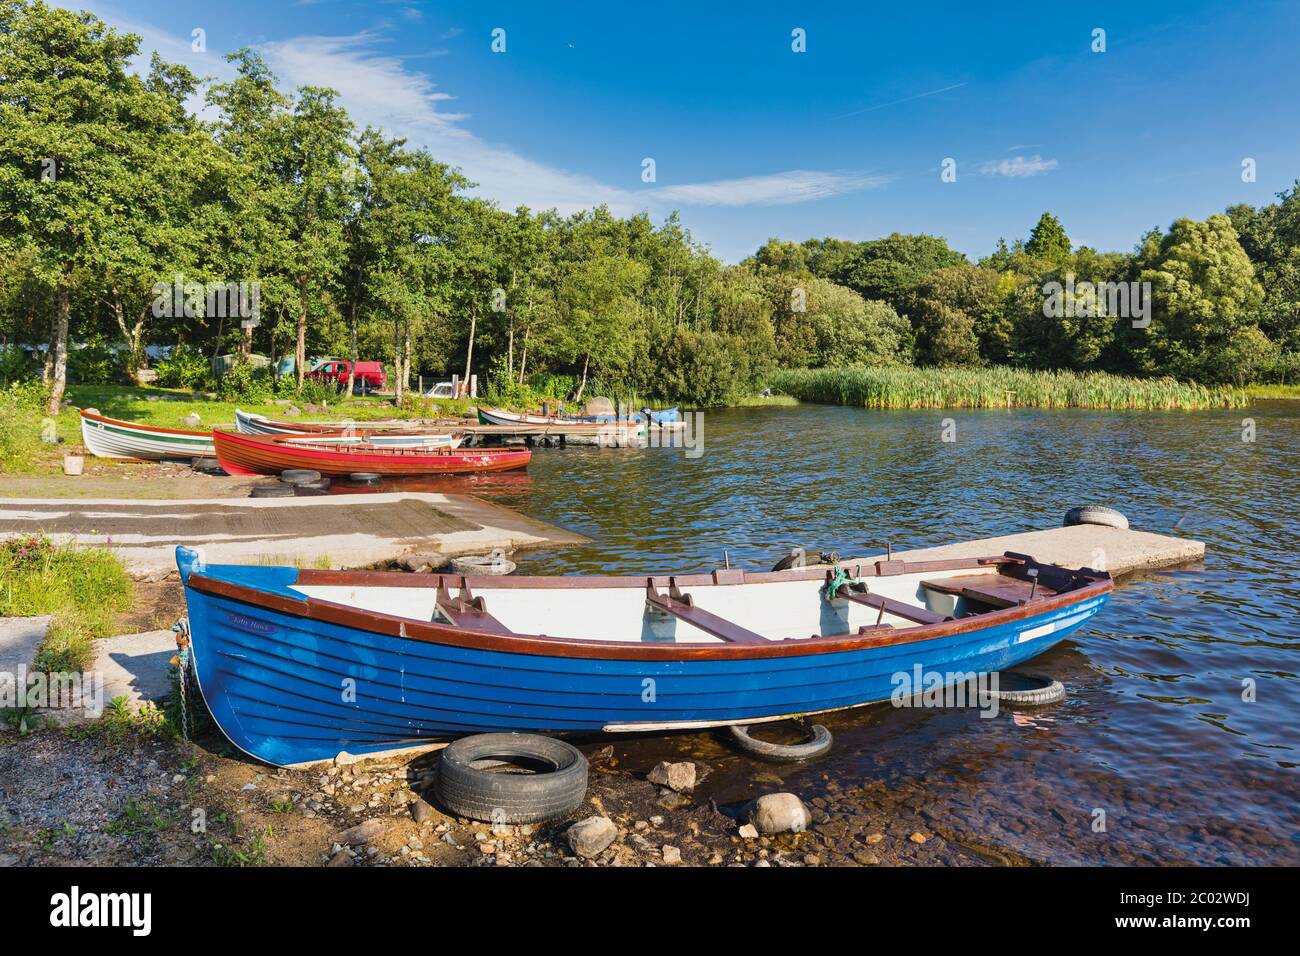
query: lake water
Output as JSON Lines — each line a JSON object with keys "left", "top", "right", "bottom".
{"left": 425, "top": 401, "right": 1300, "bottom": 865}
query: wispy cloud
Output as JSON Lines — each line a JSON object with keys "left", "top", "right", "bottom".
{"left": 832, "top": 82, "right": 966, "bottom": 121}
{"left": 650, "top": 170, "right": 889, "bottom": 207}
{"left": 64, "top": 3, "right": 885, "bottom": 217}
{"left": 979, "top": 154, "right": 1059, "bottom": 177}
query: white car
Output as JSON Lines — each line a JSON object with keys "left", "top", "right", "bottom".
{"left": 425, "top": 381, "right": 458, "bottom": 399}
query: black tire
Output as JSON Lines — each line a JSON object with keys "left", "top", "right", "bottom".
{"left": 770, "top": 548, "right": 839, "bottom": 572}
{"left": 1064, "top": 505, "right": 1129, "bottom": 530}
{"left": 191, "top": 457, "right": 223, "bottom": 474}
{"left": 728, "top": 722, "right": 833, "bottom": 762}
{"left": 347, "top": 472, "right": 381, "bottom": 485}
{"left": 280, "top": 468, "right": 322, "bottom": 485}
{"left": 448, "top": 554, "right": 516, "bottom": 576}
{"left": 988, "top": 671, "right": 1066, "bottom": 706}
{"left": 250, "top": 483, "right": 295, "bottom": 498}
{"left": 435, "top": 733, "right": 589, "bottom": 824}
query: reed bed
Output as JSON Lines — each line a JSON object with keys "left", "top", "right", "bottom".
{"left": 769, "top": 366, "right": 1249, "bottom": 411}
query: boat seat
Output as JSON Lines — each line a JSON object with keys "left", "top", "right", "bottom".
{"left": 434, "top": 578, "right": 514, "bottom": 635}
{"left": 646, "top": 578, "right": 770, "bottom": 644}
{"left": 824, "top": 575, "right": 949, "bottom": 626}
{"left": 920, "top": 572, "right": 1057, "bottom": 609}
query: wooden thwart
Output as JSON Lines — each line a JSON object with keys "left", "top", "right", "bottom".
{"left": 825, "top": 575, "right": 950, "bottom": 626}
{"left": 645, "top": 577, "right": 771, "bottom": 644}
{"left": 920, "top": 572, "right": 1056, "bottom": 609}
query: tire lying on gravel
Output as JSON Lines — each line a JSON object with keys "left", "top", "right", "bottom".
{"left": 280, "top": 468, "right": 322, "bottom": 486}
{"left": 250, "top": 483, "right": 295, "bottom": 498}
{"left": 987, "top": 672, "right": 1066, "bottom": 706}
{"left": 434, "top": 733, "right": 589, "bottom": 824}
{"left": 728, "top": 722, "right": 833, "bottom": 762}
{"left": 347, "top": 472, "right": 381, "bottom": 485}
{"left": 1063, "top": 505, "right": 1129, "bottom": 530}
{"left": 191, "top": 457, "right": 224, "bottom": 474}
{"left": 448, "top": 554, "right": 516, "bottom": 576}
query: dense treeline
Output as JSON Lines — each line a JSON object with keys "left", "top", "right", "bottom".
{"left": 1, "top": 1, "right": 1297, "bottom": 419}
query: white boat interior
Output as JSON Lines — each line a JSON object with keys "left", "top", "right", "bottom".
{"left": 291, "top": 563, "right": 1062, "bottom": 644}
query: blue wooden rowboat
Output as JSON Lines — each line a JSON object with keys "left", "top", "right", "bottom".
{"left": 175, "top": 546, "right": 1111, "bottom": 767}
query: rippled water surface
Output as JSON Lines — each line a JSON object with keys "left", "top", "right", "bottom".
{"left": 419, "top": 401, "right": 1300, "bottom": 864}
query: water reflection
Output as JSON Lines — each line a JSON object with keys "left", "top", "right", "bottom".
{"left": 343, "top": 401, "right": 1300, "bottom": 864}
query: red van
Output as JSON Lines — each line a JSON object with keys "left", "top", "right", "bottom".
{"left": 309, "top": 360, "right": 387, "bottom": 392}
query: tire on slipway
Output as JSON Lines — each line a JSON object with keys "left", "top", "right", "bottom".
{"left": 250, "top": 483, "right": 295, "bottom": 498}
{"left": 728, "top": 722, "right": 833, "bottom": 762}
{"left": 988, "top": 672, "right": 1066, "bottom": 706}
{"left": 434, "top": 733, "right": 589, "bottom": 824}
{"left": 1063, "top": 505, "right": 1129, "bottom": 530}
{"left": 280, "top": 468, "right": 322, "bottom": 486}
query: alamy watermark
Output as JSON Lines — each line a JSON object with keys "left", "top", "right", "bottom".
{"left": 151, "top": 276, "right": 260, "bottom": 329}
{"left": 1042, "top": 273, "right": 1151, "bottom": 328}
{"left": 891, "top": 665, "right": 1001, "bottom": 718}
{"left": 1, "top": 666, "right": 105, "bottom": 719}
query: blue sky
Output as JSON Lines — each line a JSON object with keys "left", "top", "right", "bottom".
{"left": 66, "top": 0, "right": 1300, "bottom": 261}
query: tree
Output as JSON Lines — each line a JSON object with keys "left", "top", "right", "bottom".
{"left": 1131, "top": 215, "right": 1264, "bottom": 381}
{"left": 907, "top": 265, "right": 1002, "bottom": 366}
{"left": 279, "top": 88, "right": 354, "bottom": 387}
{"left": 829, "top": 233, "right": 968, "bottom": 310}
{"left": 1024, "top": 212, "right": 1072, "bottom": 264}
{"left": 0, "top": 1, "right": 183, "bottom": 412}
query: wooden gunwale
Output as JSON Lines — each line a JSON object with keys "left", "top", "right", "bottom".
{"left": 187, "top": 556, "right": 1113, "bottom": 661}
{"left": 80, "top": 409, "right": 212, "bottom": 438}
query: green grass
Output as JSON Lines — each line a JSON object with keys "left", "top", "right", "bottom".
{"left": 1246, "top": 383, "right": 1300, "bottom": 399}
{"left": 0, "top": 534, "right": 133, "bottom": 672}
{"left": 730, "top": 393, "right": 800, "bottom": 408}
{"left": 769, "top": 365, "right": 1250, "bottom": 411}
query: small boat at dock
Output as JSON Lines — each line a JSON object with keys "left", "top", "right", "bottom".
{"left": 176, "top": 547, "right": 1111, "bottom": 767}
{"left": 476, "top": 406, "right": 669, "bottom": 429}
{"left": 213, "top": 429, "right": 530, "bottom": 477}
{"left": 80, "top": 409, "right": 215, "bottom": 460}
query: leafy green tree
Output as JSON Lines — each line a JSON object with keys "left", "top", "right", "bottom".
{"left": 1131, "top": 215, "right": 1264, "bottom": 381}
{"left": 0, "top": 1, "right": 183, "bottom": 411}
{"left": 1024, "top": 212, "right": 1072, "bottom": 264}
{"left": 907, "top": 265, "right": 1002, "bottom": 366}
{"left": 282, "top": 88, "right": 354, "bottom": 387}
{"left": 830, "top": 233, "right": 968, "bottom": 310}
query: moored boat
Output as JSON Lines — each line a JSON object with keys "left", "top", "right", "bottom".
{"left": 80, "top": 409, "right": 215, "bottom": 460}
{"left": 212, "top": 429, "right": 530, "bottom": 477}
{"left": 176, "top": 546, "right": 1112, "bottom": 767}
{"left": 476, "top": 406, "right": 658, "bottom": 430}
{"left": 234, "top": 409, "right": 463, "bottom": 448}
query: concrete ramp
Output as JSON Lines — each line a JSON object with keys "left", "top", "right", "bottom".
{"left": 855, "top": 524, "right": 1203, "bottom": 576}
{"left": 0, "top": 493, "right": 587, "bottom": 578}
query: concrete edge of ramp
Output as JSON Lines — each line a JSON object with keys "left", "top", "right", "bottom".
{"left": 0, "top": 492, "right": 589, "bottom": 579}
{"left": 846, "top": 524, "right": 1204, "bottom": 577}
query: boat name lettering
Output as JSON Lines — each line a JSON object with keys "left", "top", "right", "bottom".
{"left": 224, "top": 611, "right": 278, "bottom": 636}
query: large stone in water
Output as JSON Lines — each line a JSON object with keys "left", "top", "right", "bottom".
{"left": 647, "top": 760, "right": 696, "bottom": 793}
{"left": 750, "top": 793, "right": 812, "bottom": 835}
{"left": 567, "top": 816, "right": 617, "bottom": 859}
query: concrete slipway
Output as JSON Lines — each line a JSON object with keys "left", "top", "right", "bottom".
{"left": 0, "top": 492, "right": 589, "bottom": 579}
{"left": 0, "top": 516, "right": 1203, "bottom": 728}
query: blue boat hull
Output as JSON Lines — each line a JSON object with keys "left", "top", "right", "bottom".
{"left": 180, "top": 561, "right": 1108, "bottom": 767}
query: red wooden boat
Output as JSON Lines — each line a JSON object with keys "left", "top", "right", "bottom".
{"left": 213, "top": 429, "right": 531, "bottom": 477}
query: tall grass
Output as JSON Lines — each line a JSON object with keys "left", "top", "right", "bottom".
{"left": 769, "top": 366, "right": 1250, "bottom": 410}
{"left": 0, "top": 535, "right": 133, "bottom": 672}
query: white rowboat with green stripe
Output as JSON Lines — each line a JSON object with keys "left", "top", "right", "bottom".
{"left": 80, "top": 410, "right": 215, "bottom": 460}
